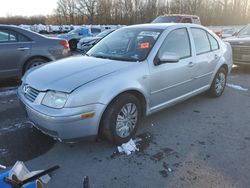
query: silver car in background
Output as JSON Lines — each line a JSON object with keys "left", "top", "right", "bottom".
{"left": 224, "top": 24, "right": 250, "bottom": 66}
{"left": 18, "top": 23, "right": 233, "bottom": 144}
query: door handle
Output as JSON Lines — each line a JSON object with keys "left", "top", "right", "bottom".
{"left": 214, "top": 54, "right": 219, "bottom": 60}
{"left": 17, "top": 47, "right": 30, "bottom": 51}
{"left": 187, "top": 62, "right": 195, "bottom": 67}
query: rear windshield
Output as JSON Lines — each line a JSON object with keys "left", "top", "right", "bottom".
{"left": 152, "top": 16, "right": 180, "bottom": 23}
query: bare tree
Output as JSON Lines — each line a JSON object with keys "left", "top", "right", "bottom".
{"left": 3, "top": 0, "right": 250, "bottom": 26}
{"left": 77, "top": 0, "right": 98, "bottom": 24}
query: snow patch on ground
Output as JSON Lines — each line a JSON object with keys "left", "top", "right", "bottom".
{"left": 226, "top": 84, "right": 248, "bottom": 91}
{"left": 0, "top": 122, "right": 31, "bottom": 135}
{"left": 117, "top": 138, "right": 142, "bottom": 155}
{"left": 0, "top": 149, "right": 8, "bottom": 155}
{"left": 0, "top": 88, "right": 17, "bottom": 97}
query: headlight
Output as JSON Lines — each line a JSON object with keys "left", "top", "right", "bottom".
{"left": 42, "top": 91, "right": 68, "bottom": 109}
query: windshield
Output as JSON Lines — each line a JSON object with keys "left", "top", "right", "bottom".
{"left": 237, "top": 25, "right": 250, "bottom": 37}
{"left": 87, "top": 27, "right": 163, "bottom": 62}
{"left": 152, "top": 16, "right": 180, "bottom": 23}
{"left": 96, "top": 30, "right": 114, "bottom": 38}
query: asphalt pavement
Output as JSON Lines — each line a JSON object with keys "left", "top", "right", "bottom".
{"left": 0, "top": 66, "right": 250, "bottom": 188}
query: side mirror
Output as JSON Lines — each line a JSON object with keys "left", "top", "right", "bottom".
{"left": 154, "top": 52, "right": 180, "bottom": 66}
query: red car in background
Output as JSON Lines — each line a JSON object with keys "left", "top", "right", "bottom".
{"left": 152, "top": 14, "right": 201, "bottom": 25}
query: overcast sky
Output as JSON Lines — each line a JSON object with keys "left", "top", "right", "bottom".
{"left": 0, "top": 0, "right": 58, "bottom": 17}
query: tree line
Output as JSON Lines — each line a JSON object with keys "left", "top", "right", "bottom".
{"left": 0, "top": 0, "right": 249, "bottom": 26}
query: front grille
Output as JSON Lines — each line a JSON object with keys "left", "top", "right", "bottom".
{"left": 22, "top": 85, "right": 40, "bottom": 102}
{"left": 232, "top": 46, "right": 250, "bottom": 62}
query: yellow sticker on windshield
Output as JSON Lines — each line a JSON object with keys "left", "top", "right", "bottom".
{"left": 140, "top": 42, "right": 150, "bottom": 49}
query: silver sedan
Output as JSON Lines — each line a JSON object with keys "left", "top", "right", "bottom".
{"left": 18, "top": 23, "right": 233, "bottom": 144}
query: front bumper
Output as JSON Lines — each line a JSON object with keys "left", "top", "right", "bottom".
{"left": 18, "top": 87, "right": 105, "bottom": 141}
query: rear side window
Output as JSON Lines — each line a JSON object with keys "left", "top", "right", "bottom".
{"left": 91, "top": 28, "right": 101, "bottom": 34}
{"left": 191, "top": 28, "right": 210, "bottom": 55}
{"left": 0, "top": 30, "right": 17, "bottom": 43}
{"left": 182, "top": 18, "right": 192, "bottom": 23}
{"left": 152, "top": 16, "right": 180, "bottom": 23}
{"left": 159, "top": 28, "right": 191, "bottom": 59}
{"left": 208, "top": 33, "right": 219, "bottom": 51}
{"left": 18, "top": 34, "right": 31, "bottom": 42}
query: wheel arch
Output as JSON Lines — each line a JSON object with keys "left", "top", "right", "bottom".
{"left": 221, "top": 63, "right": 229, "bottom": 74}
{"left": 97, "top": 89, "right": 148, "bottom": 137}
{"left": 21, "top": 55, "right": 52, "bottom": 76}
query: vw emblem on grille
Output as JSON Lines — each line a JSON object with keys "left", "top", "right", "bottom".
{"left": 23, "top": 85, "right": 30, "bottom": 95}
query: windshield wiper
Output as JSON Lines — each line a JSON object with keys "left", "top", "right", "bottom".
{"left": 91, "top": 53, "right": 139, "bottom": 62}
{"left": 92, "top": 54, "right": 111, "bottom": 59}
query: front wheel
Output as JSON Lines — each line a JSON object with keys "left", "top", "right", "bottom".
{"left": 100, "top": 93, "right": 142, "bottom": 144}
{"left": 207, "top": 67, "right": 227, "bottom": 97}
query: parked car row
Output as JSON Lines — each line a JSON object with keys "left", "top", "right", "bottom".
{"left": 18, "top": 23, "right": 233, "bottom": 144}
{"left": 57, "top": 26, "right": 103, "bottom": 50}
{"left": 19, "top": 24, "right": 123, "bottom": 34}
{"left": 77, "top": 29, "right": 115, "bottom": 53}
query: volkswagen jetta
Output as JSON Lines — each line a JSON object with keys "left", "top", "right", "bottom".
{"left": 18, "top": 23, "right": 233, "bottom": 144}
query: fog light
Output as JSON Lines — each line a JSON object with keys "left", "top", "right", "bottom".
{"left": 80, "top": 112, "right": 95, "bottom": 119}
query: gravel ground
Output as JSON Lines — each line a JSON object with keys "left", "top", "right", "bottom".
{"left": 0, "top": 65, "right": 250, "bottom": 188}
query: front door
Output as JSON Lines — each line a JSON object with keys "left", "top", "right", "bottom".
{"left": 149, "top": 28, "right": 197, "bottom": 111}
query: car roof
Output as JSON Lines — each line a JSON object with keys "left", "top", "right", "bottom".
{"left": 0, "top": 24, "right": 46, "bottom": 40}
{"left": 158, "top": 14, "right": 199, "bottom": 18}
{"left": 126, "top": 23, "right": 202, "bottom": 30}
{"left": 0, "top": 24, "right": 21, "bottom": 29}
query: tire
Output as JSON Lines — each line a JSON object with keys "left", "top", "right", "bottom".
{"left": 24, "top": 58, "right": 48, "bottom": 73}
{"left": 207, "top": 67, "right": 227, "bottom": 97}
{"left": 101, "top": 93, "right": 142, "bottom": 144}
{"left": 69, "top": 39, "right": 78, "bottom": 51}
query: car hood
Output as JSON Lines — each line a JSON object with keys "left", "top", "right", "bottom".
{"left": 224, "top": 36, "right": 250, "bottom": 45}
{"left": 24, "top": 56, "right": 134, "bottom": 93}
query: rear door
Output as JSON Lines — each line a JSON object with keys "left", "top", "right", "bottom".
{"left": 149, "top": 28, "right": 197, "bottom": 111}
{"left": 190, "top": 28, "right": 219, "bottom": 88}
{"left": 0, "top": 29, "right": 31, "bottom": 79}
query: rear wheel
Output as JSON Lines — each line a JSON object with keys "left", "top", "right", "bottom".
{"left": 24, "top": 58, "right": 48, "bottom": 73}
{"left": 101, "top": 93, "right": 142, "bottom": 144}
{"left": 69, "top": 39, "right": 78, "bottom": 51}
{"left": 207, "top": 67, "right": 227, "bottom": 97}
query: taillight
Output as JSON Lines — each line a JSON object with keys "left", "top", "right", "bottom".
{"left": 60, "top": 40, "right": 69, "bottom": 48}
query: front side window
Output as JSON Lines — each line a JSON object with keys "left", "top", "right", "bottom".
{"left": 91, "top": 28, "right": 101, "bottom": 34}
{"left": 87, "top": 28, "right": 163, "bottom": 61}
{"left": 208, "top": 33, "right": 219, "bottom": 51}
{"left": 18, "top": 33, "right": 31, "bottom": 42}
{"left": 158, "top": 28, "right": 191, "bottom": 59}
{"left": 191, "top": 28, "right": 211, "bottom": 55}
{"left": 0, "top": 30, "right": 17, "bottom": 43}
